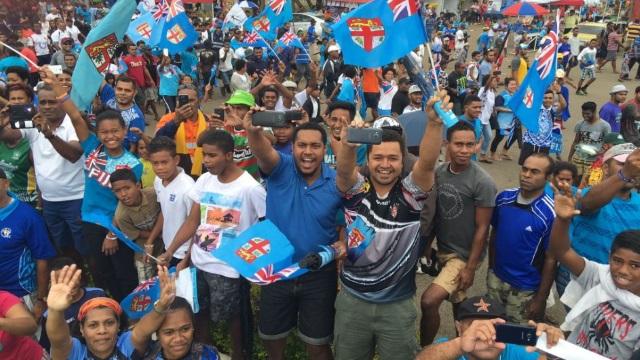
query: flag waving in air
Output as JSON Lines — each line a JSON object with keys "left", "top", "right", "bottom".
{"left": 230, "top": 30, "right": 268, "bottom": 49}
{"left": 277, "top": 31, "right": 306, "bottom": 50}
{"left": 222, "top": 3, "right": 248, "bottom": 31}
{"left": 244, "top": 0, "right": 292, "bottom": 40}
{"left": 70, "top": 0, "right": 136, "bottom": 111}
{"left": 332, "top": 0, "right": 427, "bottom": 67}
{"left": 149, "top": 0, "right": 198, "bottom": 55}
{"left": 127, "top": 11, "right": 155, "bottom": 44}
{"left": 507, "top": 31, "right": 558, "bottom": 133}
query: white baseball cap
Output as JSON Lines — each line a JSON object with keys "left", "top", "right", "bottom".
{"left": 555, "top": 69, "right": 565, "bottom": 78}
{"left": 408, "top": 85, "right": 422, "bottom": 94}
{"left": 328, "top": 44, "right": 341, "bottom": 53}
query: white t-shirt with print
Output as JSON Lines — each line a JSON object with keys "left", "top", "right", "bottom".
{"left": 31, "top": 33, "right": 50, "bottom": 56}
{"left": 188, "top": 171, "right": 266, "bottom": 278}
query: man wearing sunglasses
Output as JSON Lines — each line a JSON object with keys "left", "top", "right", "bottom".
{"left": 50, "top": 37, "right": 78, "bottom": 71}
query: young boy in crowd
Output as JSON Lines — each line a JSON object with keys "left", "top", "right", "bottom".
{"left": 273, "top": 123, "right": 294, "bottom": 155}
{"left": 148, "top": 136, "right": 195, "bottom": 267}
{"left": 110, "top": 168, "right": 163, "bottom": 282}
{"left": 157, "top": 129, "right": 266, "bottom": 358}
{"left": 549, "top": 176, "right": 640, "bottom": 359}
{"left": 567, "top": 101, "right": 611, "bottom": 184}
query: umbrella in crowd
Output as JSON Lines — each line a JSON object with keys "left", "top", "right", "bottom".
{"left": 501, "top": 1, "right": 550, "bottom": 16}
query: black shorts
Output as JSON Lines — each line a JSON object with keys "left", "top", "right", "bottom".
{"left": 518, "top": 142, "right": 550, "bottom": 165}
{"left": 363, "top": 92, "right": 380, "bottom": 109}
{"left": 197, "top": 270, "right": 241, "bottom": 323}
{"left": 258, "top": 265, "right": 337, "bottom": 345}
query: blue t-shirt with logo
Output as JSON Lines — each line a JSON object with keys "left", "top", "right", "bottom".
{"left": 434, "top": 337, "right": 538, "bottom": 360}
{"left": 570, "top": 188, "right": 640, "bottom": 264}
{"left": 80, "top": 134, "right": 143, "bottom": 222}
{"left": 492, "top": 189, "right": 556, "bottom": 290}
{"left": 0, "top": 196, "right": 56, "bottom": 297}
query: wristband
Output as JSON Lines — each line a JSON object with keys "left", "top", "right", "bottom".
{"left": 153, "top": 300, "right": 168, "bottom": 314}
{"left": 57, "top": 95, "right": 70, "bottom": 104}
{"left": 106, "top": 235, "right": 118, "bottom": 241}
{"left": 617, "top": 169, "right": 636, "bottom": 184}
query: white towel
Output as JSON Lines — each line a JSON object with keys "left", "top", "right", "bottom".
{"left": 561, "top": 263, "right": 640, "bottom": 331}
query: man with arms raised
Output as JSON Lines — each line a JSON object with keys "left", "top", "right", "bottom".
{"left": 242, "top": 110, "right": 342, "bottom": 360}
{"left": 332, "top": 91, "right": 448, "bottom": 359}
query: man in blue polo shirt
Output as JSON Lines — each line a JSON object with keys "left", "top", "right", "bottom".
{"left": 242, "top": 112, "right": 342, "bottom": 360}
{"left": 0, "top": 169, "right": 56, "bottom": 319}
{"left": 488, "top": 153, "right": 557, "bottom": 324}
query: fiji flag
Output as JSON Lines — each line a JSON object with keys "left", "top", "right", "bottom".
{"left": 82, "top": 212, "right": 144, "bottom": 254}
{"left": 230, "top": 30, "right": 268, "bottom": 49}
{"left": 70, "top": 0, "right": 136, "bottom": 111}
{"left": 127, "top": 11, "right": 155, "bottom": 44}
{"left": 121, "top": 267, "right": 199, "bottom": 319}
{"left": 244, "top": 13, "right": 278, "bottom": 41}
{"left": 332, "top": 0, "right": 426, "bottom": 67}
{"left": 507, "top": 31, "right": 558, "bottom": 133}
{"left": 277, "top": 31, "right": 306, "bottom": 51}
{"left": 264, "top": 0, "right": 293, "bottom": 29}
{"left": 151, "top": 0, "right": 198, "bottom": 55}
{"left": 212, "top": 220, "right": 308, "bottom": 285}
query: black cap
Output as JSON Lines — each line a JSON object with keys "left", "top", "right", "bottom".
{"left": 0, "top": 169, "right": 6, "bottom": 179}
{"left": 455, "top": 296, "right": 507, "bottom": 321}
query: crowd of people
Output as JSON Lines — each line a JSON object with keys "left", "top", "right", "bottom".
{"left": 0, "top": 0, "right": 640, "bottom": 359}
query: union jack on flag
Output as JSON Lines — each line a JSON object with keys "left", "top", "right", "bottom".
{"left": 247, "top": 265, "right": 283, "bottom": 285}
{"left": 244, "top": 31, "right": 261, "bottom": 44}
{"left": 247, "top": 264, "right": 305, "bottom": 285}
{"left": 166, "top": 0, "right": 185, "bottom": 21}
{"left": 387, "top": 0, "right": 419, "bottom": 22}
{"left": 280, "top": 31, "right": 297, "bottom": 45}
{"left": 268, "top": 0, "right": 285, "bottom": 15}
{"left": 152, "top": 0, "right": 169, "bottom": 21}
{"left": 132, "top": 276, "right": 158, "bottom": 292}
{"left": 535, "top": 32, "right": 558, "bottom": 79}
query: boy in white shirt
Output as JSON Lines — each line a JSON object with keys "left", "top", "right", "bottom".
{"left": 148, "top": 136, "right": 195, "bottom": 267}
{"left": 550, "top": 177, "right": 640, "bottom": 360}
{"left": 158, "top": 130, "right": 266, "bottom": 359}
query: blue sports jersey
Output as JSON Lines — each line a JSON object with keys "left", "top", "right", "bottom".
{"left": 0, "top": 196, "right": 56, "bottom": 297}
{"left": 491, "top": 189, "right": 556, "bottom": 291}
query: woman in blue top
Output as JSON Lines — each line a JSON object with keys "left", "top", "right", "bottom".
{"left": 46, "top": 264, "right": 176, "bottom": 360}
{"left": 41, "top": 66, "right": 142, "bottom": 301}
{"left": 157, "top": 55, "right": 183, "bottom": 113}
{"left": 134, "top": 297, "right": 221, "bottom": 360}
